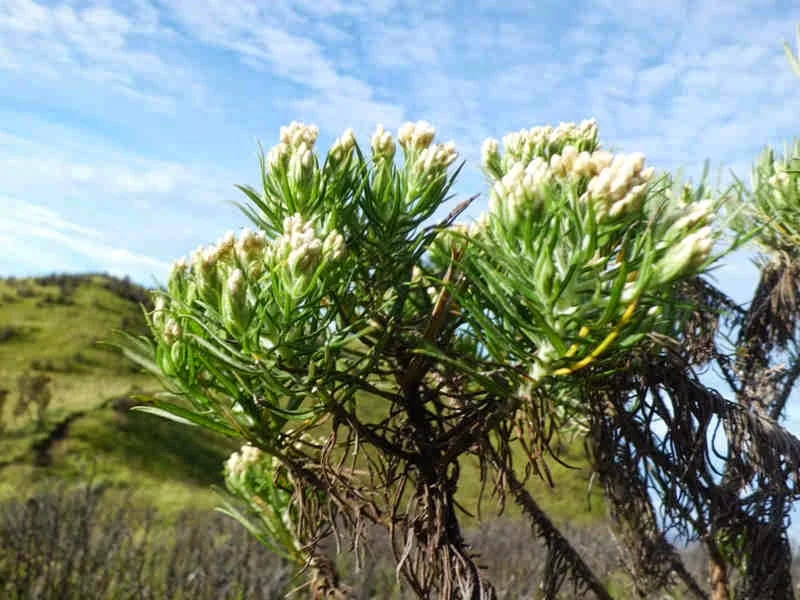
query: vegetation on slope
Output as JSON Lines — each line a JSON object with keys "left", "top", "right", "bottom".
{"left": 0, "top": 273, "right": 601, "bottom": 526}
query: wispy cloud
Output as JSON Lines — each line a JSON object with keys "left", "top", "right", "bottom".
{"left": 0, "top": 196, "right": 171, "bottom": 282}
{"left": 0, "top": 114, "right": 255, "bottom": 282}
{"left": 0, "top": 0, "right": 798, "bottom": 288}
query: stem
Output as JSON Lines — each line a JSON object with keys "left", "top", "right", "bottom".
{"left": 488, "top": 445, "right": 613, "bottom": 600}
{"left": 706, "top": 539, "right": 730, "bottom": 600}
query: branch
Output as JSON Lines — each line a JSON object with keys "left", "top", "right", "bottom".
{"left": 487, "top": 445, "right": 614, "bottom": 600}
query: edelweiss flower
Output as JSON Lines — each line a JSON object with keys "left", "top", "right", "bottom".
{"left": 584, "top": 152, "right": 655, "bottom": 220}
{"left": 279, "top": 121, "right": 319, "bottom": 149}
{"left": 398, "top": 120, "right": 436, "bottom": 151}
{"left": 225, "top": 443, "right": 264, "bottom": 479}
{"left": 654, "top": 226, "right": 714, "bottom": 284}
{"left": 329, "top": 128, "right": 356, "bottom": 163}
{"left": 371, "top": 124, "right": 396, "bottom": 160}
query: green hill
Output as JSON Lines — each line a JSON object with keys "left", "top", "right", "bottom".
{"left": 0, "top": 272, "right": 603, "bottom": 527}
{"left": 0, "top": 273, "right": 236, "bottom": 520}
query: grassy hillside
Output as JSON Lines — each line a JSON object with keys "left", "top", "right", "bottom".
{"left": 0, "top": 273, "right": 235, "bottom": 520}
{"left": 0, "top": 272, "right": 603, "bottom": 527}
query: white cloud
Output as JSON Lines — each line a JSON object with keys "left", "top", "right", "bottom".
{"left": 163, "top": 0, "right": 407, "bottom": 132}
{"left": 0, "top": 0, "right": 207, "bottom": 113}
{"left": 0, "top": 117, "right": 256, "bottom": 285}
{"left": 1, "top": 196, "right": 171, "bottom": 283}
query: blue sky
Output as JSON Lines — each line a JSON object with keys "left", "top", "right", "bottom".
{"left": 0, "top": 0, "right": 797, "bottom": 289}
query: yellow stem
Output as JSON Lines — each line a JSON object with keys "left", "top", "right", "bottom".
{"left": 553, "top": 299, "right": 639, "bottom": 376}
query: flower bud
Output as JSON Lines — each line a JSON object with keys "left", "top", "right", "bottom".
{"left": 279, "top": 121, "right": 319, "bottom": 149}
{"left": 215, "top": 231, "right": 237, "bottom": 264}
{"left": 152, "top": 295, "right": 168, "bottom": 330}
{"left": 654, "top": 226, "right": 714, "bottom": 284}
{"left": 328, "top": 128, "right": 356, "bottom": 165}
{"left": 267, "top": 142, "right": 290, "bottom": 171}
{"left": 168, "top": 258, "right": 189, "bottom": 300}
{"left": 322, "top": 230, "right": 345, "bottom": 260}
{"left": 288, "top": 142, "right": 314, "bottom": 186}
{"left": 192, "top": 245, "right": 222, "bottom": 308}
{"left": 221, "top": 268, "right": 250, "bottom": 334}
{"left": 398, "top": 120, "right": 436, "bottom": 151}
{"left": 371, "top": 124, "right": 396, "bottom": 160}
{"left": 163, "top": 318, "right": 182, "bottom": 344}
{"left": 225, "top": 443, "right": 265, "bottom": 486}
{"left": 481, "top": 138, "right": 500, "bottom": 174}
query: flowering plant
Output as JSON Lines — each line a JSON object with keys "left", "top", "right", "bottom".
{"left": 119, "top": 58, "right": 800, "bottom": 597}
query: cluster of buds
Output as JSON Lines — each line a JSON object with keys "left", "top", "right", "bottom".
{"left": 186, "top": 228, "right": 265, "bottom": 308}
{"left": 397, "top": 121, "right": 458, "bottom": 178}
{"left": 223, "top": 444, "right": 303, "bottom": 557}
{"left": 368, "top": 120, "right": 459, "bottom": 207}
{"left": 415, "top": 141, "right": 458, "bottom": 173}
{"left": 548, "top": 119, "right": 598, "bottom": 145}
{"left": 264, "top": 122, "right": 321, "bottom": 207}
{"left": 583, "top": 152, "right": 656, "bottom": 220}
{"left": 408, "top": 141, "right": 458, "bottom": 190}
{"left": 653, "top": 226, "right": 714, "bottom": 285}
{"left": 483, "top": 118, "right": 599, "bottom": 178}
{"left": 279, "top": 121, "right": 320, "bottom": 149}
{"left": 235, "top": 228, "right": 269, "bottom": 278}
{"left": 370, "top": 125, "right": 396, "bottom": 161}
{"left": 328, "top": 128, "right": 356, "bottom": 166}
{"left": 225, "top": 443, "right": 265, "bottom": 483}
{"left": 269, "top": 214, "right": 345, "bottom": 296}
{"left": 398, "top": 120, "right": 437, "bottom": 152}
{"left": 158, "top": 227, "right": 273, "bottom": 341}
{"left": 488, "top": 157, "right": 553, "bottom": 221}
{"left": 548, "top": 146, "right": 613, "bottom": 181}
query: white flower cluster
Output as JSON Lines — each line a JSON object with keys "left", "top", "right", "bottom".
{"left": 414, "top": 141, "right": 458, "bottom": 174}
{"left": 548, "top": 146, "right": 613, "bottom": 180}
{"left": 235, "top": 228, "right": 268, "bottom": 275}
{"left": 270, "top": 214, "right": 345, "bottom": 276}
{"left": 189, "top": 229, "right": 238, "bottom": 276}
{"left": 225, "top": 443, "right": 264, "bottom": 480}
{"left": 488, "top": 157, "right": 553, "bottom": 219}
{"left": 187, "top": 228, "right": 268, "bottom": 277}
{"left": 329, "top": 128, "right": 356, "bottom": 163}
{"left": 487, "top": 118, "right": 598, "bottom": 170}
{"left": 583, "top": 152, "right": 656, "bottom": 220}
{"left": 371, "top": 125, "right": 396, "bottom": 160}
{"left": 279, "top": 121, "right": 319, "bottom": 148}
{"left": 369, "top": 121, "right": 458, "bottom": 182}
{"left": 655, "top": 226, "right": 714, "bottom": 284}
{"left": 663, "top": 199, "right": 713, "bottom": 242}
{"left": 267, "top": 121, "right": 319, "bottom": 171}
{"left": 398, "top": 120, "right": 437, "bottom": 151}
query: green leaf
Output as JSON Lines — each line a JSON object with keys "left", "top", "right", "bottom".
{"left": 131, "top": 401, "right": 239, "bottom": 437}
